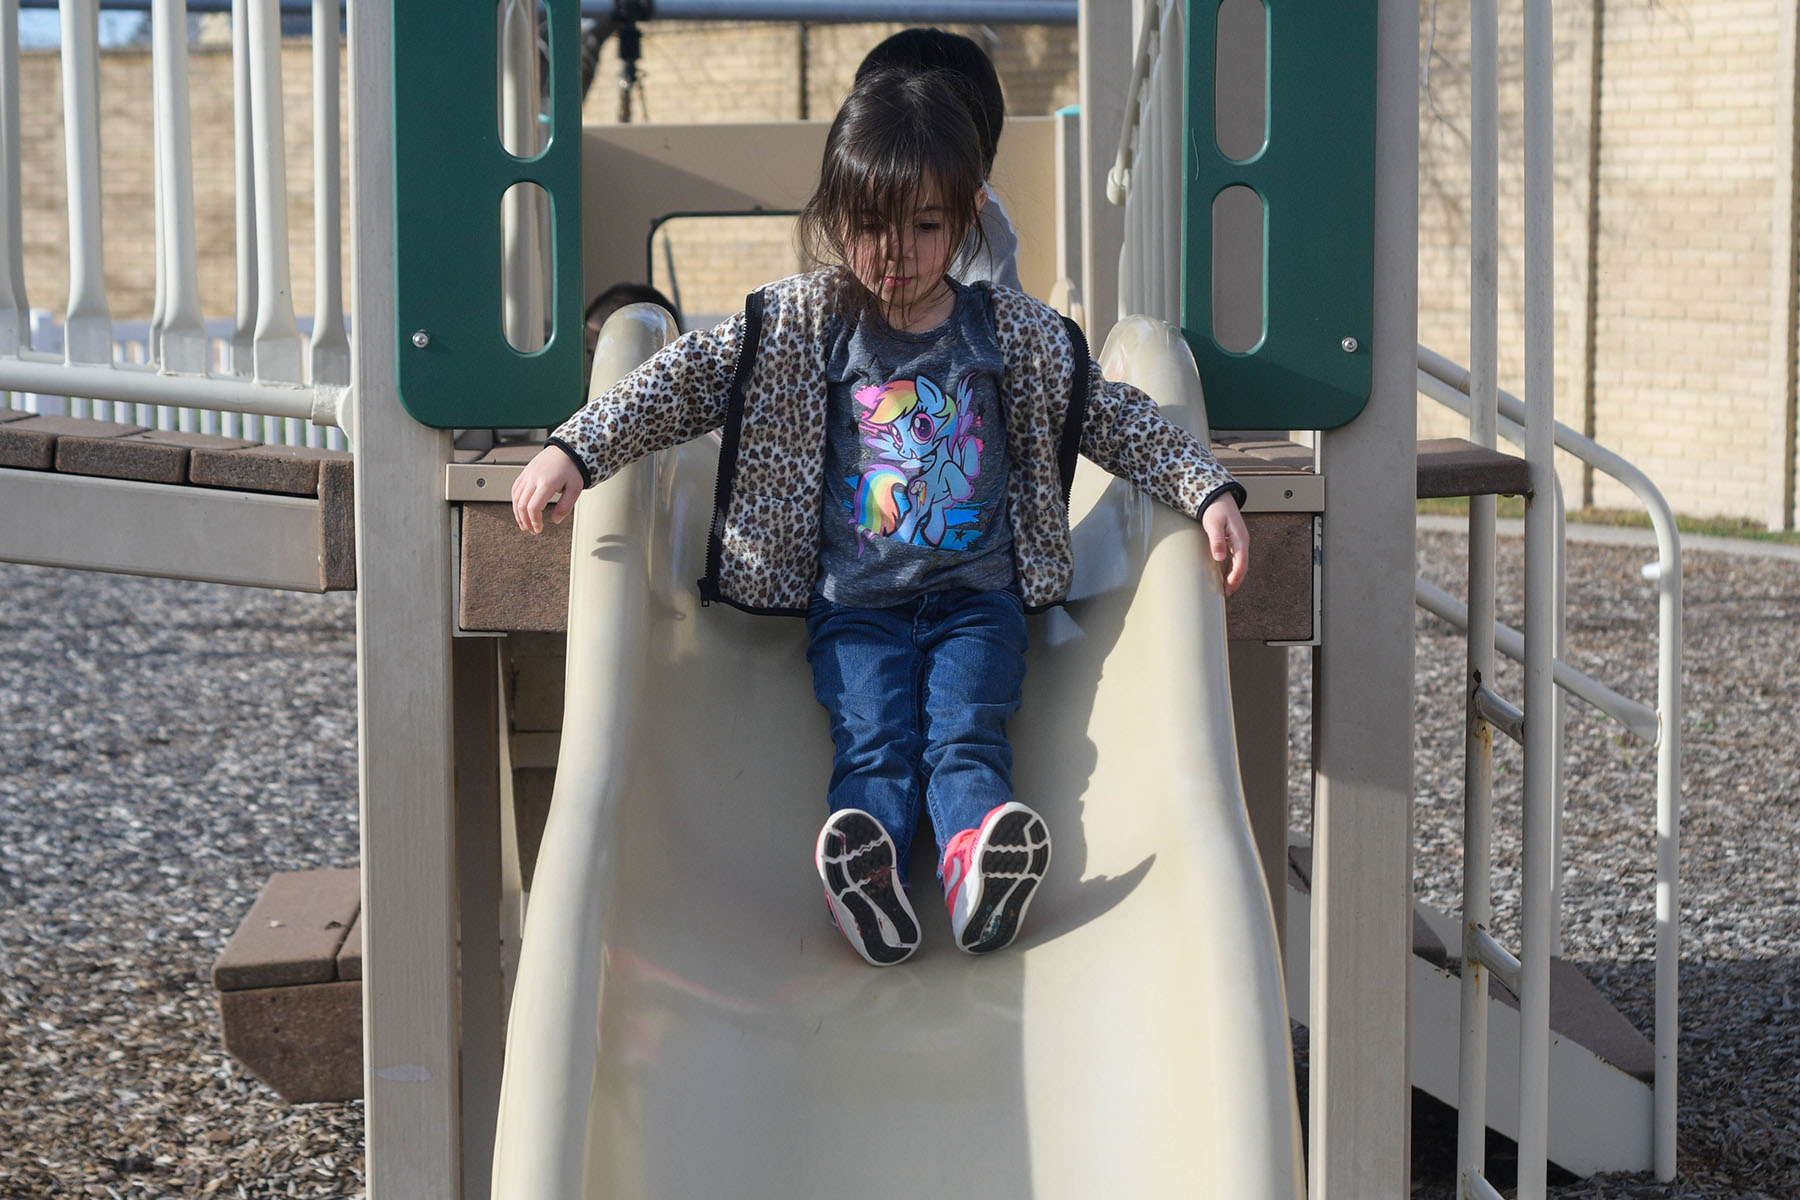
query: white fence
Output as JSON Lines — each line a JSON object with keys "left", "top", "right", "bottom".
{"left": 0, "top": 0, "right": 349, "bottom": 446}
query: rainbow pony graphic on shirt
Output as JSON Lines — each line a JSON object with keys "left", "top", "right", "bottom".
{"left": 848, "top": 373, "right": 985, "bottom": 550}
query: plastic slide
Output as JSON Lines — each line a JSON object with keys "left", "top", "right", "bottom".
{"left": 491, "top": 306, "right": 1304, "bottom": 1199}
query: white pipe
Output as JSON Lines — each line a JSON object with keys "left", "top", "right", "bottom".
{"left": 1160, "top": 6, "right": 1182, "bottom": 326}
{"left": 247, "top": 0, "right": 303, "bottom": 382}
{"left": 1458, "top": 0, "right": 1499, "bottom": 1176}
{"left": 0, "top": 354, "right": 339, "bottom": 424}
{"left": 309, "top": 0, "right": 349, "bottom": 385}
{"left": 1471, "top": 683, "right": 1524, "bottom": 748}
{"left": 153, "top": 0, "right": 208, "bottom": 374}
{"left": 0, "top": 0, "right": 29, "bottom": 356}
{"left": 1468, "top": 925, "right": 1523, "bottom": 996}
{"left": 150, "top": 80, "right": 165, "bottom": 363}
{"left": 59, "top": 0, "right": 113, "bottom": 364}
{"left": 500, "top": 0, "right": 546, "bottom": 353}
{"left": 1415, "top": 577, "right": 1660, "bottom": 745}
{"left": 1518, "top": 0, "right": 1557, "bottom": 1191}
{"left": 230, "top": 0, "right": 256, "bottom": 376}
{"left": 1106, "top": 0, "right": 1163, "bottom": 206}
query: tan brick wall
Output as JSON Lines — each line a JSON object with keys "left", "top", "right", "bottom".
{"left": 18, "top": 41, "right": 349, "bottom": 326}
{"left": 1417, "top": 0, "right": 1800, "bottom": 527}
{"left": 1587, "top": 0, "right": 1789, "bottom": 522}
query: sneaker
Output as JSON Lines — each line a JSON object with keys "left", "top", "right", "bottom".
{"left": 941, "top": 802, "right": 1052, "bottom": 954}
{"left": 815, "top": 809, "right": 921, "bottom": 967}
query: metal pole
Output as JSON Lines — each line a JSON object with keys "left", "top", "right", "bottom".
{"left": 230, "top": 0, "right": 256, "bottom": 381}
{"left": 1457, "top": 0, "right": 1498, "bottom": 1187}
{"left": 309, "top": 0, "right": 349, "bottom": 387}
{"left": 1653, "top": 498, "right": 1682, "bottom": 1181}
{"left": 1517, "top": 0, "right": 1557, "bottom": 1193}
{"left": 0, "top": 0, "right": 29, "bottom": 355}
{"left": 153, "top": 0, "right": 208, "bottom": 374}
{"left": 247, "top": 0, "right": 304, "bottom": 382}
{"left": 59, "top": 0, "right": 113, "bottom": 364}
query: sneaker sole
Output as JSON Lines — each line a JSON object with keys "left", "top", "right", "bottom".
{"left": 817, "top": 811, "right": 920, "bottom": 966}
{"left": 957, "top": 807, "right": 1051, "bottom": 954}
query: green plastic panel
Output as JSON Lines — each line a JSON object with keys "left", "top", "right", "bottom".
{"left": 392, "top": 1, "right": 583, "bottom": 429}
{"left": 1183, "top": 1, "right": 1377, "bottom": 430}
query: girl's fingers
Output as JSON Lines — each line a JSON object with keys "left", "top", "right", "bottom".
{"left": 549, "top": 483, "right": 576, "bottom": 525}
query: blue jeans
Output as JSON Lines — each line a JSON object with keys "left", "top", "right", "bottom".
{"left": 805, "top": 587, "right": 1029, "bottom": 885}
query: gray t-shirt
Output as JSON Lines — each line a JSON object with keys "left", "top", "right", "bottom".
{"left": 815, "top": 282, "right": 1015, "bottom": 607}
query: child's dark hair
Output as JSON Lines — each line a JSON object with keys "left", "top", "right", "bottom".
{"left": 855, "top": 28, "right": 1005, "bottom": 175}
{"left": 798, "top": 68, "right": 989, "bottom": 318}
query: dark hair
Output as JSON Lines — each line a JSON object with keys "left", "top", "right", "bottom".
{"left": 798, "top": 68, "right": 989, "bottom": 321}
{"left": 855, "top": 28, "right": 1004, "bottom": 174}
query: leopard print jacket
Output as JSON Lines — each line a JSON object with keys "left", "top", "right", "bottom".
{"left": 548, "top": 270, "right": 1243, "bottom": 615}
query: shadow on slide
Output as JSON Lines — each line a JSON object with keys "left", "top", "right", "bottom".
{"left": 491, "top": 306, "right": 1304, "bottom": 1199}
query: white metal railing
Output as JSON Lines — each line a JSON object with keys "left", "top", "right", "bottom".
{"left": 1106, "top": 0, "right": 1182, "bottom": 326}
{"left": 1419, "top": 0, "right": 1676, "bottom": 1194}
{"left": 0, "top": 1, "right": 350, "bottom": 441}
{"left": 1417, "top": 346, "right": 1681, "bottom": 1190}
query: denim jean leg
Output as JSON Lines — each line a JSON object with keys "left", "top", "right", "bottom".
{"left": 805, "top": 599, "right": 924, "bottom": 881}
{"left": 917, "top": 588, "right": 1029, "bottom": 872}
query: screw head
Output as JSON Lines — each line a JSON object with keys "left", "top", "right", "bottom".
{"left": 411, "top": 330, "right": 431, "bottom": 349}
{"left": 1340, "top": 336, "right": 1359, "bottom": 354}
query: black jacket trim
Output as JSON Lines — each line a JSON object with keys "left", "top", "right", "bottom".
{"left": 546, "top": 437, "right": 593, "bottom": 488}
{"left": 697, "top": 287, "right": 766, "bottom": 605}
{"left": 1056, "top": 314, "right": 1091, "bottom": 506}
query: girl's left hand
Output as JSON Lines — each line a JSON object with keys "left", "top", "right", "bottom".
{"left": 1201, "top": 495, "right": 1250, "bottom": 597}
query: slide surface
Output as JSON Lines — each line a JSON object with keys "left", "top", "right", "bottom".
{"left": 492, "top": 309, "right": 1303, "bottom": 1199}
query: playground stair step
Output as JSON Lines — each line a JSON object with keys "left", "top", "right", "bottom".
{"left": 1285, "top": 840, "right": 1658, "bottom": 1175}
{"left": 0, "top": 413, "right": 354, "bottom": 591}
{"left": 211, "top": 868, "right": 363, "bottom": 1104}
{"left": 1286, "top": 843, "right": 1652, "bottom": 1082}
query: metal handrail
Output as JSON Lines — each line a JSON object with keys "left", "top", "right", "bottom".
{"left": 1417, "top": 343, "right": 1682, "bottom": 1183}
{"left": 1104, "top": 0, "right": 1182, "bottom": 326}
{"left": 1105, "top": 0, "right": 1168, "bottom": 207}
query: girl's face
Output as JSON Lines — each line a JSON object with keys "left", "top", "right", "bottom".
{"left": 845, "top": 179, "right": 980, "bottom": 332}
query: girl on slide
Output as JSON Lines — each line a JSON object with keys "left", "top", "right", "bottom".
{"left": 511, "top": 68, "right": 1249, "bottom": 966}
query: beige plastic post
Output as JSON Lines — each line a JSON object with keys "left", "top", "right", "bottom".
{"left": 1306, "top": 0, "right": 1420, "bottom": 1195}
{"left": 349, "top": 3, "right": 463, "bottom": 1196}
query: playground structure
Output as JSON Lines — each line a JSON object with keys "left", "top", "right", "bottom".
{"left": 0, "top": 3, "right": 1683, "bottom": 1199}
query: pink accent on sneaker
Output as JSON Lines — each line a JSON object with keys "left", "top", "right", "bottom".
{"left": 940, "top": 802, "right": 1052, "bottom": 954}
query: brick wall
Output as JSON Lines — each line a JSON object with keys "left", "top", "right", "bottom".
{"left": 1587, "top": 0, "right": 1791, "bottom": 524}
{"left": 1417, "top": 0, "right": 1800, "bottom": 528}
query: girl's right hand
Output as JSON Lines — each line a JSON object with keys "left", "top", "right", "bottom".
{"left": 511, "top": 446, "right": 585, "bottom": 534}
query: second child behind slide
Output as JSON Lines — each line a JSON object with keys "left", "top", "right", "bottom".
{"left": 510, "top": 68, "right": 1250, "bottom": 967}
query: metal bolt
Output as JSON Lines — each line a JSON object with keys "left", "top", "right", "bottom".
{"left": 412, "top": 330, "right": 431, "bottom": 349}
{"left": 1340, "top": 336, "right": 1359, "bottom": 354}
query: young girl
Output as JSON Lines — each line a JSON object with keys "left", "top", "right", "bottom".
{"left": 511, "top": 69, "right": 1250, "bottom": 968}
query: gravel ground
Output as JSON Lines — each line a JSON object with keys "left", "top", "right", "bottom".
{"left": 2, "top": 528, "right": 1795, "bottom": 1197}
